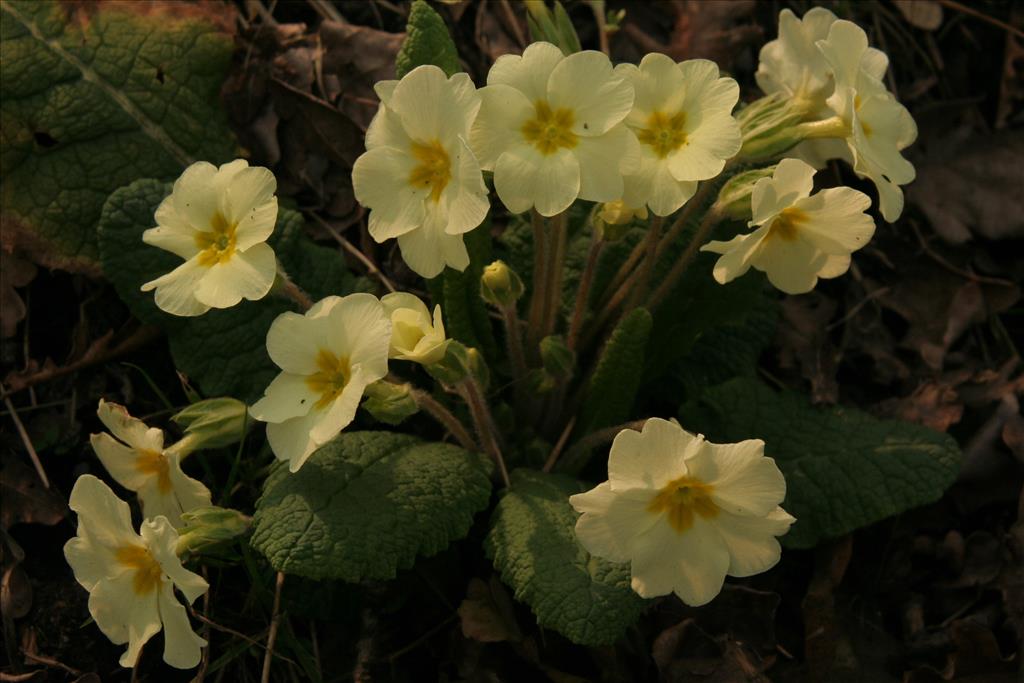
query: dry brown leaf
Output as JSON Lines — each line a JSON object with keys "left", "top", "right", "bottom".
{"left": 457, "top": 576, "right": 521, "bottom": 643}
{"left": 0, "top": 456, "right": 66, "bottom": 530}
{"left": 894, "top": 1, "right": 944, "bottom": 31}
{"left": 908, "top": 129, "right": 1024, "bottom": 244}
{"left": 0, "top": 250, "right": 37, "bottom": 339}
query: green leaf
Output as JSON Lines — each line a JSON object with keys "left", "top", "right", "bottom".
{"left": 442, "top": 225, "right": 498, "bottom": 361}
{"left": 679, "top": 377, "right": 963, "bottom": 549}
{"left": 671, "top": 299, "right": 777, "bottom": 401}
{"left": 98, "top": 179, "right": 352, "bottom": 402}
{"left": 0, "top": 0, "right": 236, "bottom": 274}
{"left": 251, "top": 431, "right": 494, "bottom": 581}
{"left": 577, "top": 308, "right": 652, "bottom": 435}
{"left": 485, "top": 469, "right": 646, "bottom": 645}
{"left": 395, "top": 0, "right": 459, "bottom": 78}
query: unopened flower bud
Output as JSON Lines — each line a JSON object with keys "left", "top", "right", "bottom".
{"left": 595, "top": 201, "right": 646, "bottom": 242}
{"left": 735, "top": 93, "right": 814, "bottom": 162}
{"left": 480, "top": 260, "right": 525, "bottom": 307}
{"left": 175, "top": 505, "right": 251, "bottom": 556}
{"left": 363, "top": 381, "right": 420, "bottom": 425}
{"left": 713, "top": 166, "right": 777, "bottom": 221}
{"left": 540, "top": 335, "right": 574, "bottom": 380}
{"left": 425, "top": 341, "right": 472, "bottom": 385}
{"left": 170, "top": 397, "right": 250, "bottom": 454}
{"left": 465, "top": 347, "right": 491, "bottom": 391}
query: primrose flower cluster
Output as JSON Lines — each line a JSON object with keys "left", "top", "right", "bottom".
{"left": 63, "top": 6, "right": 919, "bottom": 670}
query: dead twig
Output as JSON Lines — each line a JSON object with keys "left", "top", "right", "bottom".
{"left": 261, "top": 572, "right": 286, "bottom": 683}
{"left": 1, "top": 325, "right": 161, "bottom": 398}
{"left": 3, "top": 396, "right": 49, "bottom": 489}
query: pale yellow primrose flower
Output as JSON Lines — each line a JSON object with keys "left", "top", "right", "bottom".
{"left": 755, "top": 7, "right": 887, "bottom": 168}
{"left": 63, "top": 475, "right": 208, "bottom": 669}
{"left": 700, "top": 158, "right": 875, "bottom": 294}
{"left": 570, "top": 418, "right": 794, "bottom": 606}
{"left": 141, "top": 160, "right": 278, "bottom": 316}
{"left": 249, "top": 294, "right": 391, "bottom": 472}
{"left": 353, "top": 65, "right": 489, "bottom": 278}
{"left": 470, "top": 41, "right": 639, "bottom": 217}
{"left": 817, "top": 20, "right": 917, "bottom": 222}
{"left": 381, "top": 292, "right": 448, "bottom": 365}
{"left": 90, "top": 400, "right": 212, "bottom": 528}
{"left": 615, "top": 55, "right": 741, "bottom": 216}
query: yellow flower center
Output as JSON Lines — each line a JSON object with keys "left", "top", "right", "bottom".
{"left": 115, "top": 545, "right": 164, "bottom": 595}
{"left": 647, "top": 475, "right": 719, "bottom": 534}
{"left": 521, "top": 101, "right": 578, "bottom": 155}
{"left": 136, "top": 449, "right": 173, "bottom": 494}
{"left": 636, "top": 111, "right": 688, "bottom": 158}
{"left": 306, "top": 349, "right": 352, "bottom": 410}
{"left": 194, "top": 211, "right": 238, "bottom": 266}
{"left": 409, "top": 140, "right": 452, "bottom": 203}
{"left": 766, "top": 207, "right": 807, "bottom": 242}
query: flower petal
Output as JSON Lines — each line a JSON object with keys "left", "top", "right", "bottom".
{"left": 265, "top": 311, "right": 333, "bottom": 374}
{"left": 470, "top": 84, "right": 534, "bottom": 170}
{"left": 171, "top": 161, "right": 220, "bottom": 229}
{"left": 221, "top": 165, "right": 277, "bottom": 228}
{"left": 630, "top": 516, "right": 730, "bottom": 605}
{"left": 389, "top": 65, "right": 461, "bottom": 143}
{"left": 547, "top": 50, "right": 634, "bottom": 136}
{"left": 96, "top": 400, "right": 162, "bottom": 451}
{"left": 67, "top": 475, "right": 138, "bottom": 551}
{"left": 88, "top": 571, "right": 161, "bottom": 667}
{"left": 326, "top": 293, "right": 392, "bottom": 375}
{"left": 266, "top": 410, "right": 321, "bottom": 472}
{"left": 715, "top": 507, "right": 795, "bottom": 577}
{"left": 354, "top": 147, "right": 424, "bottom": 241}
{"left": 793, "top": 187, "right": 874, "bottom": 253}
{"left": 494, "top": 145, "right": 580, "bottom": 216}
{"left": 140, "top": 257, "right": 211, "bottom": 317}
{"left": 487, "top": 41, "right": 564, "bottom": 102}
{"left": 249, "top": 371, "right": 319, "bottom": 423}
{"left": 90, "top": 433, "right": 149, "bottom": 491}
{"left": 750, "top": 158, "right": 816, "bottom": 226}
{"left": 140, "top": 517, "right": 209, "bottom": 603}
{"left": 570, "top": 483, "right": 659, "bottom": 563}
{"left": 701, "top": 226, "right": 771, "bottom": 286}
{"left": 575, "top": 125, "right": 631, "bottom": 203}
{"left": 157, "top": 582, "right": 207, "bottom": 669}
{"left": 684, "top": 439, "right": 787, "bottom": 517}
{"left": 193, "top": 241, "right": 276, "bottom": 308}
{"left": 608, "top": 418, "right": 694, "bottom": 492}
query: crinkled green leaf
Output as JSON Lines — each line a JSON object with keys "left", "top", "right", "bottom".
{"left": 252, "top": 431, "right": 494, "bottom": 581}
{"left": 442, "top": 223, "right": 498, "bottom": 361}
{"left": 577, "top": 308, "right": 652, "bottom": 435}
{"left": 395, "top": 0, "right": 459, "bottom": 78}
{"left": 0, "top": 0, "right": 236, "bottom": 274}
{"left": 679, "top": 377, "right": 963, "bottom": 549}
{"left": 98, "top": 179, "right": 352, "bottom": 402}
{"left": 485, "top": 469, "right": 646, "bottom": 645}
{"left": 671, "top": 299, "right": 778, "bottom": 400}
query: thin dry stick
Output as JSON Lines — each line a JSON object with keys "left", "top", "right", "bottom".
{"left": 3, "top": 396, "right": 49, "bottom": 488}
{"left": 542, "top": 211, "right": 569, "bottom": 338}
{"left": 309, "top": 212, "right": 397, "bottom": 293}
{"left": 591, "top": 0, "right": 610, "bottom": 54}
{"left": 526, "top": 209, "right": 549, "bottom": 351}
{"left": 497, "top": 0, "right": 528, "bottom": 47}
{"left": 408, "top": 387, "right": 478, "bottom": 451}
{"left": 649, "top": 208, "right": 723, "bottom": 310}
{"left": 567, "top": 233, "right": 603, "bottom": 351}
{"left": 460, "top": 380, "right": 511, "bottom": 487}
{"left": 935, "top": 0, "right": 1024, "bottom": 38}
{"left": 261, "top": 571, "right": 286, "bottom": 683}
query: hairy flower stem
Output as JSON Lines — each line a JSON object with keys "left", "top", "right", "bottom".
{"left": 500, "top": 304, "right": 529, "bottom": 390}
{"left": 649, "top": 206, "right": 724, "bottom": 310}
{"left": 567, "top": 231, "right": 603, "bottom": 352}
{"left": 542, "top": 211, "right": 569, "bottom": 339}
{"left": 275, "top": 264, "right": 313, "bottom": 311}
{"left": 408, "top": 387, "right": 477, "bottom": 452}
{"left": 460, "top": 379, "right": 511, "bottom": 488}
{"left": 625, "top": 214, "right": 664, "bottom": 311}
{"left": 582, "top": 183, "right": 715, "bottom": 350}
{"left": 525, "top": 209, "right": 549, "bottom": 355}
